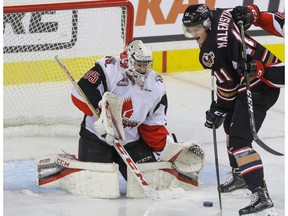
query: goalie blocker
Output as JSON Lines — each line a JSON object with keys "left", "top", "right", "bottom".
{"left": 36, "top": 141, "right": 204, "bottom": 199}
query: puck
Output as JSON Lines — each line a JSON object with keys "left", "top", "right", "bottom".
{"left": 203, "top": 201, "right": 213, "bottom": 207}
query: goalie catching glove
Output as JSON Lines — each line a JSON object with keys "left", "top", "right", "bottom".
{"left": 159, "top": 141, "right": 205, "bottom": 173}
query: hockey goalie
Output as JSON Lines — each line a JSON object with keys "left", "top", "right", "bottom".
{"left": 36, "top": 40, "right": 205, "bottom": 199}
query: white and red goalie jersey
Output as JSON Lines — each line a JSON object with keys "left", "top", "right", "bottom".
{"left": 71, "top": 56, "right": 171, "bottom": 151}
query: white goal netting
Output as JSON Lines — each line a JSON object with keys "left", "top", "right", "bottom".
{"left": 3, "top": 1, "right": 133, "bottom": 133}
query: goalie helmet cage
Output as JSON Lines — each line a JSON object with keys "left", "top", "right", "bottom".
{"left": 3, "top": 0, "right": 134, "bottom": 129}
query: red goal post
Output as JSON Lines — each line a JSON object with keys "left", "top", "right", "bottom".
{"left": 3, "top": 0, "right": 134, "bottom": 129}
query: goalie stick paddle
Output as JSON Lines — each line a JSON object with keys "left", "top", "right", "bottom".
{"left": 55, "top": 56, "right": 185, "bottom": 200}
{"left": 238, "top": 21, "right": 284, "bottom": 156}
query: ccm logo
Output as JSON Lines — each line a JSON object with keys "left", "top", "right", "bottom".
{"left": 115, "top": 142, "right": 148, "bottom": 186}
{"left": 56, "top": 158, "right": 70, "bottom": 167}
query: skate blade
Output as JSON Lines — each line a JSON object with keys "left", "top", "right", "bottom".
{"left": 262, "top": 207, "right": 278, "bottom": 216}
{"left": 240, "top": 207, "right": 278, "bottom": 216}
{"left": 243, "top": 207, "right": 278, "bottom": 216}
{"left": 222, "top": 188, "right": 251, "bottom": 198}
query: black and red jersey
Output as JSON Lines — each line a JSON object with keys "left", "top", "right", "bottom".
{"left": 199, "top": 8, "right": 282, "bottom": 111}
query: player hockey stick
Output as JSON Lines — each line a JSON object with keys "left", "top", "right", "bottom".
{"left": 54, "top": 56, "right": 185, "bottom": 200}
{"left": 238, "top": 21, "right": 284, "bottom": 156}
{"left": 211, "top": 75, "right": 223, "bottom": 216}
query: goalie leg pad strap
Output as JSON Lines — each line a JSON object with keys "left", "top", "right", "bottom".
{"left": 36, "top": 154, "right": 120, "bottom": 198}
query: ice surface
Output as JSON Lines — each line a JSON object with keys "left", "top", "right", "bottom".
{"left": 3, "top": 71, "right": 285, "bottom": 216}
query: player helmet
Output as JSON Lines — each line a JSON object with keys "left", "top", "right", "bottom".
{"left": 124, "top": 40, "right": 153, "bottom": 89}
{"left": 182, "top": 4, "right": 213, "bottom": 37}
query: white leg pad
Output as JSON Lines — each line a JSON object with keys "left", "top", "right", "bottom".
{"left": 36, "top": 154, "right": 120, "bottom": 198}
{"left": 126, "top": 162, "right": 198, "bottom": 198}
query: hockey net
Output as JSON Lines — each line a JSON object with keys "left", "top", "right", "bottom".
{"left": 3, "top": 0, "right": 134, "bottom": 133}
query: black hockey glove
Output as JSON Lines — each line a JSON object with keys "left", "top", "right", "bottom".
{"left": 237, "top": 58, "right": 265, "bottom": 78}
{"left": 231, "top": 6, "right": 252, "bottom": 30}
{"left": 231, "top": 4, "right": 260, "bottom": 30}
{"left": 205, "top": 102, "right": 227, "bottom": 129}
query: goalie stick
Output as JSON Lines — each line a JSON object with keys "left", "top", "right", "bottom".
{"left": 54, "top": 56, "right": 185, "bottom": 200}
{"left": 238, "top": 21, "right": 284, "bottom": 156}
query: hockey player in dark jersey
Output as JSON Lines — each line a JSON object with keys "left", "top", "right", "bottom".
{"left": 231, "top": 3, "right": 285, "bottom": 88}
{"left": 182, "top": 4, "right": 281, "bottom": 215}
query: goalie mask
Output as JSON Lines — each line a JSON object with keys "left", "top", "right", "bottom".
{"left": 123, "top": 40, "right": 153, "bottom": 89}
{"left": 182, "top": 4, "right": 213, "bottom": 38}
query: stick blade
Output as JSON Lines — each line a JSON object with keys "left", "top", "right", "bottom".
{"left": 254, "top": 139, "right": 284, "bottom": 156}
